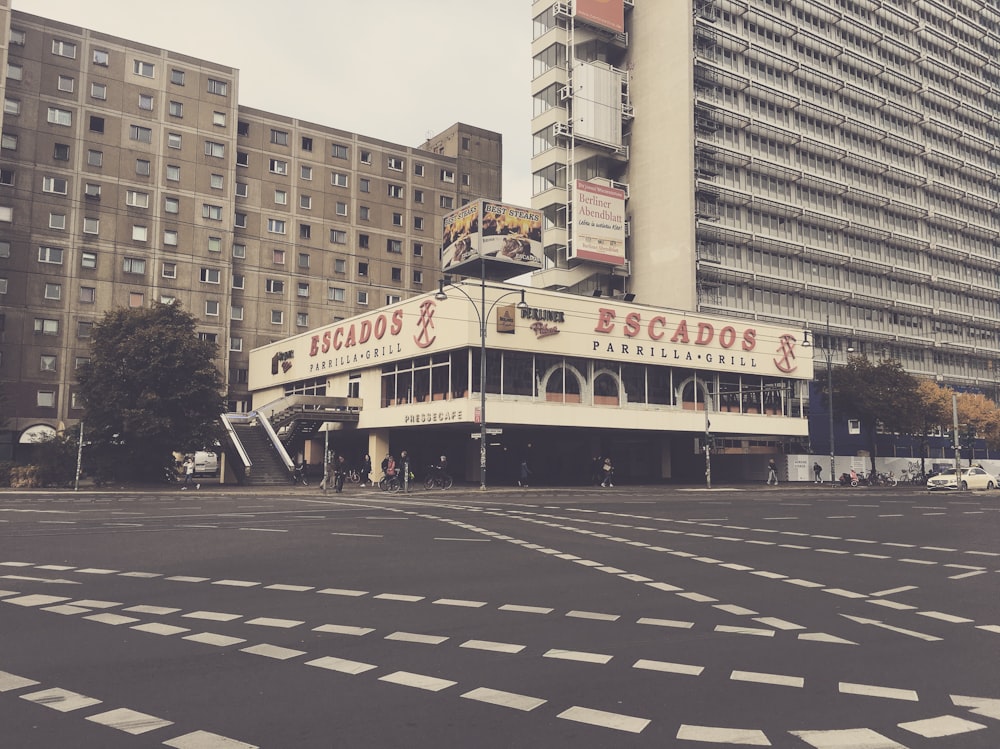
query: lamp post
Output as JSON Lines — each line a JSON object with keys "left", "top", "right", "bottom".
{"left": 435, "top": 278, "right": 528, "bottom": 490}
{"left": 804, "top": 316, "right": 852, "bottom": 484}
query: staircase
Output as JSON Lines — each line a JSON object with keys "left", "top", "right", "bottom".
{"left": 231, "top": 422, "right": 292, "bottom": 486}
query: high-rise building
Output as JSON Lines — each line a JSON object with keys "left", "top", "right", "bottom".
{"left": 530, "top": 0, "right": 1000, "bottom": 399}
{"left": 0, "top": 3, "right": 501, "bottom": 456}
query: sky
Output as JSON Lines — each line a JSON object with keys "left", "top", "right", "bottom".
{"left": 13, "top": 0, "right": 534, "bottom": 204}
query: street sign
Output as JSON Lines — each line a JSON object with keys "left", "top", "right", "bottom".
{"left": 486, "top": 428, "right": 503, "bottom": 435}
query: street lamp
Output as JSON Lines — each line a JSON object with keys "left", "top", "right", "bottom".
{"left": 435, "top": 278, "right": 529, "bottom": 490}
{"left": 803, "top": 316, "right": 852, "bottom": 484}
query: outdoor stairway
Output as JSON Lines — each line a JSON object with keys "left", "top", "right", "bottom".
{"left": 231, "top": 422, "right": 292, "bottom": 486}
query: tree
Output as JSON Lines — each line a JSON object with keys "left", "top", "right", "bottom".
{"left": 76, "top": 302, "right": 226, "bottom": 481}
{"left": 832, "top": 355, "right": 921, "bottom": 474}
{"left": 910, "top": 380, "right": 954, "bottom": 474}
{"left": 956, "top": 392, "right": 1000, "bottom": 460}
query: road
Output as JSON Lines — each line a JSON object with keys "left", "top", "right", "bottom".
{"left": 0, "top": 483, "right": 997, "bottom": 748}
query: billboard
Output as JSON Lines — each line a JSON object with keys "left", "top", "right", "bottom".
{"left": 575, "top": 0, "right": 625, "bottom": 34}
{"left": 570, "top": 180, "right": 627, "bottom": 266}
{"left": 442, "top": 199, "right": 543, "bottom": 275}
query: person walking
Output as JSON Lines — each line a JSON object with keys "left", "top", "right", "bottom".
{"left": 334, "top": 454, "right": 347, "bottom": 493}
{"left": 813, "top": 461, "right": 823, "bottom": 484}
{"left": 600, "top": 457, "right": 614, "bottom": 487}
{"left": 359, "top": 454, "right": 372, "bottom": 487}
{"left": 766, "top": 458, "right": 779, "bottom": 485}
{"left": 518, "top": 458, "right": 532, "bottom": 487}
{"left": 181, "top": 455, "right": 198, "bottom": 490}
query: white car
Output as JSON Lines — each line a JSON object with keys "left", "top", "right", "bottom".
{"left": 926, "top": 467, "right": 997, "bottom": 491}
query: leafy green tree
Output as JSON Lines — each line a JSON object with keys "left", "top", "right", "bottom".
{"left": 76, "top": 302, "right": 225, "bottom": 481}
{"left": 833, "top": 355, "right": 921, "bottom": 474}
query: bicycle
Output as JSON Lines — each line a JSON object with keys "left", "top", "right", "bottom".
{"left": 378, "top": 473, "right": 401, "bottom": 492}
{"left": 423, "top": 465, "right": 454, "bottom": 490}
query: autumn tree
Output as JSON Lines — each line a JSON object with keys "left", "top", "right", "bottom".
{"left": 909, "top": 379, "right": 954, "bottom": 474}
{"left": 956, "top": 392, "right": 1000, "bottom": 460}
{"left": 76, "top": 302, "right": 226, "bottom": 482}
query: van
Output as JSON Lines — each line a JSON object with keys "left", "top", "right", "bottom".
{"left": 193, "top": 451, "right": 219, "bottom": 477}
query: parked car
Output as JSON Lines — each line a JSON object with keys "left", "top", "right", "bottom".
{"left": 926, "top": 466, "right": 996, "bottom": 491}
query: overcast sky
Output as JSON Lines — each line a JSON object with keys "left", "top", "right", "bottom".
{"left": 13, "top": 0, "right": 533, "bottom": 204}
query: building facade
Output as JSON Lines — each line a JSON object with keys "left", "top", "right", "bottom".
{"left": 0, "top": 2, "right": 501, "bottom": 457}
{"left": 529, "top": 0, "right": 1000, "bottom": 399}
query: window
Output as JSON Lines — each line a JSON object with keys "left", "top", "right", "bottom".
{"left": 164, "top": 196, "right": 179, "bottom": 214}
{"left": 48, "top": 212, "right": 65, "bottom": 229}
{"left": 392, "top": 212, "right": 403, "bottom": 227}
{"left": 271, "top": 310, "right": 284, "bottom": 325}
{"left": 87, "top": 149, "right": 103, "bottom": 166}
{"left": 297, "top": 282, "right": 309, "bottom": 297}
{"left": 237, "top": 120, "right": 249, "bottom": 136}
{"left": 200, "top": 268, "right": 221, "bottom": 284}
{"left": 212, "top": 111, "right": 226, "bottom": 127}
{"left": 7, "top": 63, "right": 23, "bottom": 81}
{"left": 232, "top": 273, "right": 244, "bottom": 289}
{"left": 52, "top": 39, "right": 77, "bottom": 58}
{"left": 130, "top": 125, "right": 152, "bottom": 142}
{"left": 440, "top": 168, "right": 455, "bottom": 183}
{"left": 461, "top": 136, "right": 471, "bottom": 150}
{"left": 336, "top": 202, "right": 348, "bottom": 216}
{"left": 167, "top": 132, "right": 181, "bottom": 149}
{"left": 296, "top": 313, "right": 308, "bottom": 327}
{"left": 0, "top": 206, "right": 11, "bottom": 222}
{"left": 236, "top": 182, "right": 248, "bottom": 197}
{"left": 210, "top": 173, "right": 224, "bottom": 190}
{"left": 207, "top": 236, "right": 222, "bottom": 253}
{"left": 133, "top": 60, "right": 155, "bottom": 77}
{"left": 334, "top": 259, "right": 346, "bottom": 274}
{"left": 53, "top": 143, "right": 70, "bottom": 161}
{"left": 440, "top": 195, "right": 454, "bottom": 209}
{"left": 47, "top": 108, "right": 72, "bottom": 126}
{"left": 38, "top": 246, "right": 64, "bottom": 264}
{"left": 169, "top": 101, "right": 183, "bottom": 117}
{"left": 80, "top": 286, "right": 96, "bottom": 303}
{"left": 234, "top": 212, "right": 247, "bottom": 228}
{"left": 388, "top": 157, "right": 404, "bottom": 171}
{"left": 267, "top": 218, "right": 286, "bottom": 234}
{"left": 0, "top": 277, "right": 6, "bottom": 295}
{"left": 299, "top": 194, "right": 312, "bottom": 209}
{"left": 269, "top": 159, "right": 288, "bottom": 175}
{"left": 300, "top": 165, "right": 313, "bottom": 180}
{"left": 299, "top": 224, "right": 311, "bottom": 239}
{"left": 274, "top": 189, "right": 287, "bottom": 205}
{"left": 233, "top": 243, "right": 246, "bottom": 259}
{"left": 202, "top": 204, "right": 223, "bottom": 220}
{"left": 331, "top": 143, "right": 348, "bottom": 159}
{"left": 298, "top": 252, "right": 310, "bottom": 269}
{"left": 413, "top": 270, "right": 424, "bottom": 284}
{"left": 10, "top": 29, "right": 25, "bottom": 45}
{"left": 57, "top": 75, "right": 74, "bottom": 92}
{"left": 37, "top": 391, "right": 56, "bottom": 408}
{"left": 83, "top": 217, "right": 99, "bottom": 234}
{"left": 329, "top": 287, "right": 346, "bottom": 302}
{"left": 359, "top": 234, "right": 370, "bottom": 249}
{"left": 77, "top": 321, "right": 93, "bottom": 338}
{"left": 331, "top": 172, "right": 348, "bottom": 187}
{"left": 358, "top": 261, "right": 369, "bottom": 277}
{"left": 34, "top": 318, "right": 59, "bottom": 334}
{"left": 270, "top": 129, "right": 288, "bottom": 146}
{"left": 44, "top": 283, "right": 61, "bottom": 300}
{"left": 162, "top": 262, "right": 176, "bottom": 278}
{"left": 391, "top": 267, "right": 402, "bottom": 282}
{"left": 129, "top": 291, "right": 144, "bottom": 308}
{"left": 388, "top": 184, "right": 404, "bottom": 199}
{"left": 266, "top": 279, "right": 285, "bottom": 293}
{"left": 0, "top": 241, "right": 8, "bottom": 258}
{"left": 414, "top": 163, "right": 425, "bottom": 177}
{"left": 126, "top": 190, "right": 149, "bottom": 208}
{"left": 357, "top": 291, "right": 369, "bottom": 305}
{"left": 164, "top": 230, "right": 178, "bottom": 246}
{"left": 170, "top": 68, "right": 185, "bottom": 85}
{"left": 231, "top": 304, "right": 244, "bottom": 321}
{"left": 359, "top": 206, "right": 370, "bottom": 220}
{"left": 413, "top": 216, "right": 424, "bottom": 230}
{"left": 272, "top": 249, "right": 285, "bottom": 265}
{"left": 387, "top": 239, "right": 402, "bottom": 253}
{"left": 301, "top": 136, "right": 313, "bottom": 151}
{"left": 414, "top": 189, "right": 424, "bottom": 204}
{"left": 123, "top": 257, "right": 146, "bottom": 274}
{"left": 139, "top": 93, "right": 154, "bottom": 111}
{"left": 93, "top": 49, "right": 109, "bottom": 66}
{"left": 205, "top": 300, "right": 220, "bottom": 317}
{"left": 81, "top": 252, "right": 97, "bottom": 269}
{"left": 236, "top": 151, "right": 249, "bottom": 167}
{"left": 360, "top": 178, "right": 370, "bottom": 193}
{"left": 230, "top": 337, "right": 243, "bottom": 352}
{"left": 166, "top": 164, "right": 180, "bottom": 181}
{"left": 1, "top": 133, "right": 17, "bottom": 150}
{"left": 74, "top": 356, "right": 90, "bottom": 370}
{"left": 207, "top": 78, "right": 228, "bottom": 96}
{"left": 90, "top": 83, "right": 107, "bottom": 100}
{"left": 330, "top": 229, "right": 347, "bottom": 244}
{"left": 205, "top": 141, "right": 225, "bottom": 158}
{"left": 4, "top": 98, "right": 20, "bottom": 115}
{"left": 385, "top": 294, "right": 401, "bottom": 305}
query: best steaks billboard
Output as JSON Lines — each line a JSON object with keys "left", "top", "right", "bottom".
{"left": 442, "top": 199, "right": 543, "bottom": 275}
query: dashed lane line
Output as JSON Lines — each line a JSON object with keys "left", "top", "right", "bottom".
{"left": 557, "top": 706, "right": 650, "bottom": 734}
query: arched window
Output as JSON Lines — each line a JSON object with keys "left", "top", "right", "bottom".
{"left": 545, "top": 367, "right": 583, "bottom": 403}
{"left": 593, "top": 372, "right": 620, "bottom": 405}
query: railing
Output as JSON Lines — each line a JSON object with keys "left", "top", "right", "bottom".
{"left": 220, "top": 413, "right": 253, "bottom": 473}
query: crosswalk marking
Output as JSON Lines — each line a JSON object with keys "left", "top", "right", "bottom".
{"left": 461, "top": 687, "right": 546, "bottom": 711}
{"left": 676, "top": 724, "right": 770, "bottom": 744}
{"left": 86, "top": 707, "right": 173, "bottom": 734}
{"left": 898, "top": 714, "right": 986, "bottom": 738}
{"left": 558, "top": 706, "right": 649, "bottom": 734}
{"left": 839, "top": 682, "right": 919, "bottom": 701}
{"left": 21, "top": 687, "right": 101, "bottom": 712}
{"left": 305, "top": 656, "right": 377, "bottom": 675}
{"left": 790, "top": 728, "right": 906, "bottom": 748}
{"left": 378, "top": 671, "right": 456, "bottom": 692}
{"left": 163, "top": 730, "right": 258, "bottom": 748}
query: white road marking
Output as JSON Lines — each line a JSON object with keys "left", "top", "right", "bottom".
{"left": 2, "top": 575, "right": 79, "bottom": 585}
{"left": 950, "top": 570, "right": 987, "bottom": 580}
{"left": 265, "top": 584, "right": 314, "bottom": 592}
{"left": 305, "top": 656, "right": 377, "bottom": 675}
{"left": 841, "top": 614, "right": 942, "bottom": 641}
{"left": 559, "top": 706, "right": 650, "bottom": 734}
{"left": 797, "top": 632, "right": 857, "bottom": 645}
{"left": 313, "top": 624, "right": 374, "bottom": 636}
{"left": 567, "top": 610, "right": 619, "bottom": 621}
{"left": 714, "top": 605, "right": 757, "bottom": 616}
{"left": 637, "top": 617, "right": 694, "bottom": 629}
{"left": 317, "top": 588, "right": 367, "bottom": 597}
{"left": 460, "top": 639, "right": 525, "bottom": 654}
{"left": 166, "top": 576, "right": 209, "bottom": 583}
{"left": 76, "top": 568, "right": 118, "bottom": 575}
{"left": 4, "top": 594, "right": 70, "bottom": 607}
{"left": 212, "top": 579, "right": 259, "bottom": 587}
{"left": 918, "top": 610, "right": 973, "bottom": 624}
{"left": 543, "top": 648, "right": 612, "bottom": 664}
{"left": 434, "top": 537, "right": 489, "bottom": 542}
{"left": 676, "top": 724, "right": 770, "bottom": 744}
{"left": 378, "top": 671, "right": 456, "bottom": 692}
{"left": 499, "top": 604, "right": 553, "bottom": 614}
{"left": 36, "top": 565, "right": 75, "bottom": 570}
{"left": 330, "top": 532, "right": 383, "bottom": 537}
{"left": 124, "top": 605, "right": 178, "bottom": 615}
{"left": 245, "top": 617, "right": 303, "bottom": 628}
{"left": 839, "top": 682, "right": 919, "bottom": 701}
{"left": 43, "top": 605, "right": 90, "bottom": 615}
{"left": 240, "top": 644, "right": 305, "bottom": 660}
{"left": 783, "top": 579, "right": 825, "bottom": 588}
{"left": 432, "top": 598, "right": 487, "bottom": 608}
{"left": 86, "top": 707, "right": 173, "bottom": 734}
{"left": 163, "top": 730, "right": 258, "bottom": 748}
{"left": 374, "top": 593, "right": 424, "bottom": 602}
{"left": 731, "top": 670, "right": 804, "bottom": 688}
{"left": 183, "top": 633, "right": 245, "bottom": 647}
{"left": 21, "top": 687, "right": 102, "bottom": 712}
{"left": 900, "top": 558, "right": 936, "bottom": 565}
{"left": 131, "top": 623, "right": 190, "bottom": 636}
{"left": 677, "top": 592, "right": 718, "bottom": 603}
{"left": 85, "top": 613, "right": 139, "bottom": 625}
{"left": 871, "top": 585, "right": 917, "bottom": 597}
{"left": 898, "top": 714, "right": 986, "bottom": 738}
{"left": 0, "top": 671, "right": 39, "bottom": 691}
{"left": 976, "top": 624, "right": 1000, "bottom": 634}
{"left": 715, "top": 625, "right": 774, "bottom": 637}
{"left": 184, "top": 611, "right": 242, "bottom": 622}
{"left": 385, "top": 631, "right": 448, "bottom": 645}
{"left": 790, "top": 727, "right": 906, "bottom": 748}
{"left": 867, "top": 599, "right": 917, "bottom": 611}
{"left": 952, "top": 694, "right": 1000, "bottom": 720}
{"left": 646, "top": 582, "right": 683, "bottom": 592}
{"left": 118, "top": 571, "right": 162, "bottom": 578}
{"left": 462, "top": 687, "right": 545, "bottom": 711}
{"left": 634, "top": 659, "right": 703, "bottom": 676}
{"left": 824, "top": 588, "right": 868, "bottom": 599}
{"left": 754, "top": 617, "right": 804, "bottom": 631}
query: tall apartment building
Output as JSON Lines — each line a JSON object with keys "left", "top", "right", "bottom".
{"left": 0, "top": 3, "right": 501, "bottom": 456}
{"left": 530, "top": 1, "right": 1000, "bottom": 394}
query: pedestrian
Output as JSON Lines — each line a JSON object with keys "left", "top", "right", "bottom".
{"left": 766, "top": 458, "right": 778, "bottom": 485}
{"left": 181, "top": 455, "right": 198, "bottom": 490}
{"left": 518, "top": 458, "right": 531, "bottom": 487}
{"left": 813, "top": 461, "right": 822, "bottom": 484}
{"left": 401, "top": 450, "right": 411, "bottom": 492}
{"left": 334, "top": 454, "right": 347, "bottom": 493}
{"left": 601, "top": 457, "right": 614, "bottom": 487}
{"left": 359, "top": 454, "right": 372, "bottom": 487}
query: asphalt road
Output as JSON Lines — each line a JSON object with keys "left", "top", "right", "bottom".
{"left": 0, "top": 482, "right": 997, "bottom": 748}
